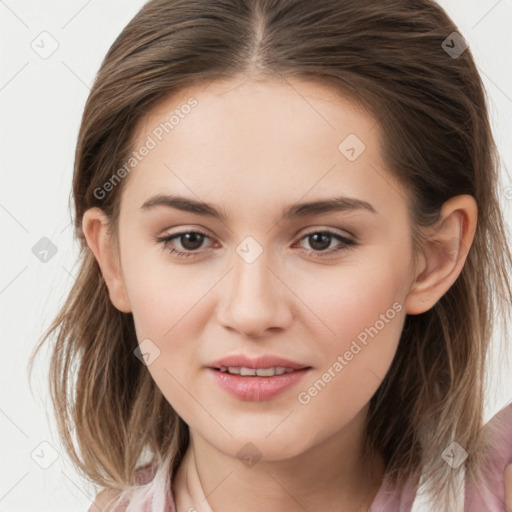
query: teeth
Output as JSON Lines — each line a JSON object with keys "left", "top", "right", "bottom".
{"left": 219, "top": 366, "right": 296, "bottom": 376}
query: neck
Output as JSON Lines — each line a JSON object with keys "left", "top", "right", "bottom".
{"left": 173, "top": 406, "right": 385, "bottom": 512}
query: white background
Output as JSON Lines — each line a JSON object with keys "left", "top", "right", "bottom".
{"left": 1, "top": 1, "right": 511, "bottom": 511}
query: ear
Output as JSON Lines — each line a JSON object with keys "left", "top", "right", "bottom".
{"left": 81, "top": 207, "right": 132, "bottom": 313}
{"left": 405, "top": 195, "right": 477, "bottom": 315}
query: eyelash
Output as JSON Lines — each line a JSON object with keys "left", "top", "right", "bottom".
{"left": 154, "top": 229, "right": 357, "bottom": 259}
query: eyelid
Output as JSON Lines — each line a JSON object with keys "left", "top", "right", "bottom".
{"left": 156, "top": 224, "right": 215, "bottom": 238}
{"left": 298, "top": 226, "right": 355, "bottom": 241}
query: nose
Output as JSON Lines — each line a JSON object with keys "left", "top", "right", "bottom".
{"left": 216, "top": 251, "right": 293, "bottom": 339}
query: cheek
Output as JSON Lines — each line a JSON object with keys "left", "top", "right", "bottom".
{"left": 294, "top": 312, "right": 405, "bottom": 450}
{"left": 292, "top": 266, "right": 406, "bottom": 426}
{"left": 123, "top": 249, "right": 207, "bottom": 338}
{"left": 125, "top": 269, "right": 206, "bottom": 418}
{"left": 122, "top": 256, "right": 211, "bottom": 391}
{"left": 127, "top": 277, "right": 205, "bottom": 378}
{"left": 299, "top": 259, "right": 406, "bottom": 349}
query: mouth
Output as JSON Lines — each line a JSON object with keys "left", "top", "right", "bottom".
{"left": 211, "top": 366, "right": 311, "bottom": 377}
{"left": 207, "top": 354, "right": 311, "bottom": 372}
{"left": 207, "top": 366, "right": 312, "bottom": 401}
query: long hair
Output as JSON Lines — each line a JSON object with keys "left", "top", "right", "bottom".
{"left": 28, "top": 0, "right": 512, "bottom": 509}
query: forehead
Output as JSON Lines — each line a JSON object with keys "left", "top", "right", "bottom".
{"left": 121, "top": 76, "right": 405, "bottom": 220}
{"left": 132, "top": 76, "right": 378, "bottom": 152}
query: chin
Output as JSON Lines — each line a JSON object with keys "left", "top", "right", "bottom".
{"left": 214, "top": 431, "right": 310, "bottom": 464}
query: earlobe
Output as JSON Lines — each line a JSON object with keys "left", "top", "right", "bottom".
{"left": 81, "top": 207, "right": 132, "bottom": 313}
{"left": 405, "top": 195, "right": 477, "bottom": 315}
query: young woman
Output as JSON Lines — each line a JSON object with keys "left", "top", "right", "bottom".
{"left": 29, "top": 0, "right": 512, "bottom": 510}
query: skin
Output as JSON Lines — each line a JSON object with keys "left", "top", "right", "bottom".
{"left": 83, "top": 75, "right": 481, "bottom": 512}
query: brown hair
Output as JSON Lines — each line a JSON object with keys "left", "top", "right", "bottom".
{"left": 28, "top": 0, "right": 512, "bottom": 508}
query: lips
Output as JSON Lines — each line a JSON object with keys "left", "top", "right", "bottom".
{"left": 207, "top": 367, "right": 311, "bottom": 401}
{"left": 206, "top": 354, "right": 312, "bottom": 401}
{"left": 207, "top": 354, "right": 310, "bottom": 371}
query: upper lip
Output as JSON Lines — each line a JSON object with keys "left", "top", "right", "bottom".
{"left": 208, "top": 354, "right": 311, "bottom": 370}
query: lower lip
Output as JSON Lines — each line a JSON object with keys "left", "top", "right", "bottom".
{"left": 207, "top": 368, "right": 310, "bottom": 401}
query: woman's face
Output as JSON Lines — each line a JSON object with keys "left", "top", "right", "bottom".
{"left": 110, "top": 76, "right": 419, "bottom": 460}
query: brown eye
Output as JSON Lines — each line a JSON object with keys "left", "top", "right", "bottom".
{"left": 297, "top": 229, "right": 356, "bottom": 258}
{"left": 155, "top": 230, "right": 212, "bottom": 258}
{"left": 178, "top": 232, "right": 206, "bottom": 251}
{"left": 306, "top": 232, "right": 332, "bottom": 251}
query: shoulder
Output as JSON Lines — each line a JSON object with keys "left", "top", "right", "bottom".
{"left": 479, "top": 401, "right": 512, "bottom": 473}
{"left": 485, "top": 401, "right": 512, "bottom": 445}
{"left": 88, "top": 488, "right": 127, "bottom": 512}
{"left": 88, "top": 465, "right": 157, "bottom": 512}
{"left": 464, "top": 401, "right": 512, "bottom": 511}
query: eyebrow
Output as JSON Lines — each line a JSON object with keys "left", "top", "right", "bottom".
{"left": 140, "top": 193, "right": 377, "bottom": 221}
